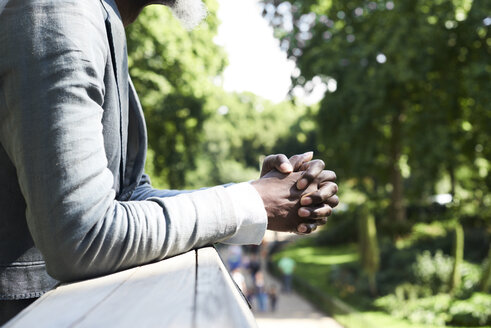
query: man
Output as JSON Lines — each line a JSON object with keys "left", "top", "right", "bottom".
{"left": 278, "top": 256, "right": 296, "bottom": 293}
{"left": 0, "top": 0, "right": 338, "bottom": 323}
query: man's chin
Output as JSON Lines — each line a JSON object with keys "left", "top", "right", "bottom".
{"left": 168, "top": 0, "right": 208, "bottom": 30}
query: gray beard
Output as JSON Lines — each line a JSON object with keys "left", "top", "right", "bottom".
{"left": 167, "top": 0, "right": 208, "bottom": 30}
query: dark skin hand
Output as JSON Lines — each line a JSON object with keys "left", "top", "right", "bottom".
{"left": 259, "top": 152, "right": 339, "bottom": 234}
{"left": 251, "top": 171, "right": 320, "bottom": 232}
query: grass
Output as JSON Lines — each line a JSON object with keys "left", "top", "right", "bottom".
{"left": 272, "top": 244, "right": 363, "bottom": 305}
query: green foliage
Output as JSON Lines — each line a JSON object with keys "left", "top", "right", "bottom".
{"left": 375, "top": 294, "right": 453, "bottom": 326}
{"left": 263, "top": 0, "right": 491, "bottom": 229}
{"left": 450, "top": 293, "right": 491, "bottom": 326}
{"left": 183, "top": 90, "right": 311, "bottom": 188}
{"left": 127, "top": 2, "right": 313, "bottom": 189}
{"left": 273, "top": 238, "right": 486, "bottom": 327}
{"left": 411, "top": 249, "right": 480, "bottom": 296}
{"left": 413, "top": 250, "right": 454, "bottom": 294}
{"left": 127, "top": 1, "right": 227, "bottom": 188}
{"left": 376, "top": 292, "right": 491, "bottom": 326}
{"left": 315, "top": 209, "right": 359, "bottom": 246}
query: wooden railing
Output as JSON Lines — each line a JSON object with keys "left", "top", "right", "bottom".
{"left": 5, "top": 247, "right": 257, "bottom": 328}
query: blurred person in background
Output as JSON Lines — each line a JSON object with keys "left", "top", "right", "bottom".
{"left": 254, "top": 271, "right": 268, "bottom": 312}
{"left": 268, "top": 285, "right": 278, "bottom": 312}
{"left": 248, "top": 253, "right": 262, "bottom": 286}
{"left": 278, "top": 256, "right": 296, "bottom": 293}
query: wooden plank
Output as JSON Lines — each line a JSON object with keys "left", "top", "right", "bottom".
{"left": 195, "top": 247, "right": 257, "bottom": 328}
{"left": 72, "top": 250, "right": 196, "bottom": 328}
{"left": 5, "top": 266, "right": 138, "bottom": 328}
{"left": 6, "top": 247, "right": 258, "bottom": 328}
{"left": 5, "top": 251, "right": 196, "bottom": 328}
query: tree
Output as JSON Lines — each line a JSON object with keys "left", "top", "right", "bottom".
{"left": 126, "top": 2, "right": 312, "bottom": 190}
{"left": 262, "top": 0, "right": 491, "bottom": 230}
{"left": 126, "top": 0, "right": 227, "bottom": 188}
{"left": 186, "top": 90, "right": 310, "bottom": 188}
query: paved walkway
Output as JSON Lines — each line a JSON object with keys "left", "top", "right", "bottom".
{"left": 252, "top": 271, "right": 343, "bottom": 328}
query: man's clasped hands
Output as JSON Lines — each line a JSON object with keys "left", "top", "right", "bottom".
{"left": 252, "top": 152, "right": 339, "bottom": 235}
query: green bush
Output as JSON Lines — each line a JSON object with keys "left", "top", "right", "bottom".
{"left": 412, "top": 250, "right": 481, "bottom": 296}
{"left": 375, "top": 294, "right": 452, "bottom": 326}
{"left": 375, "top": 250, "right": 485, "bottom": 326}
{"left": 413, "top": 250, "right": 453, "bottom": 294}
{"left": 449, "top": 293, "right": 491, "bottom": 326}
{"left": 376, "top": 292, "right": 491, "bottom": 327}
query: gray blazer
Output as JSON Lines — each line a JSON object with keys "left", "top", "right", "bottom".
{"left": 0, "top": 0, "right": 265, "bottom": 300}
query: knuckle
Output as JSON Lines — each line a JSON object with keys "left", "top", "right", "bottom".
{"left": 312, "top": 192, "right": 323, "bottom": 203}
{"left": 326, "top": 170, "right": 337, "bottom": 180}
{"left": 310, "top": 159, "right": 325, "bottom": 169}
{"left": 302, "top": 171, "right": 315, "bottom": 181}
{"left": 278, "top": 153, "right": 288, "bottom": 161}
{"left": 264, "top": 154, "right": 275, "bottom": 163}
{"left": 289, "top": 154, "right": 301, "bottom": 161}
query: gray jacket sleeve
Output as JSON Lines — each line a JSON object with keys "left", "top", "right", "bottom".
{"left": 130, "top": 174, "right": 196, "bottom": 199}
{"left": 0, "top": 0, "right": 265, "bottom": 282}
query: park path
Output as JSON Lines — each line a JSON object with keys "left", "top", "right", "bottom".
{"left": 252, "top": 269, "right": 343, "bottom": 328}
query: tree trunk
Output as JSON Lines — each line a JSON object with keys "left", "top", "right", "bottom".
{"left": 450, "top": 223, "right": 464, "bottom": 293}
{"left": 389, "top": 111, "right": 406, "bottom": 223}
{"left": 480, "top": 244, "right": 491, "bottom": 292}
{"left": 358, "top": 207, "right": 380, "bottom": 296}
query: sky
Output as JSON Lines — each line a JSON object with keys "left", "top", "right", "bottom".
{"left": 214, "top": 0, "right": 295, "bottom": 103}
{"left": 214, "top": 0, "right": 329, "bottom": 104}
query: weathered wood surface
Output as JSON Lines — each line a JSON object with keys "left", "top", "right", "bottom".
{"left": 5, "top": 247, "right": 257, "bottom": 328}
{"left": 196, "top": 248, "right": 256, "bottom": 328}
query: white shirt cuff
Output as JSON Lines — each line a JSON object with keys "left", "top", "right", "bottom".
{"left": 221, "top": 182, "right": 267, "bottom": 245}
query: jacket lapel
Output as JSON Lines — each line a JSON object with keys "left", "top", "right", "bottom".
{"left": 119, "top": 78, "right": 148, "bottom": 200}
{"left": 100, "top": 0, "right": 129, "bottom": 196}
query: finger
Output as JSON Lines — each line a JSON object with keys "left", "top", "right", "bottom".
{"left": 300, "top": 169, "right": 336, "bottom": 182}
{"left": 298, "top": 204, "right": 333, "bottom": 218}
{"left": 301, "top": 182, "right": 338, "bottom": 206}
{"left": 288, "top": 151, "right": 313, "bottom": 171}
{"left": 296, "top": 159, "right": 325, "bottom": 190}
{"left": 295, "top": 223, "right": 317, "bottom": 235}
{"left": 261, "top": 154, "right": 292, "bottom": 177}
{"left": 325, "top": 195, "right": 340, "bottom": 208}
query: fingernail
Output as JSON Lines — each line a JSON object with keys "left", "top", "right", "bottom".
{"left": 301, "top": 197, "right": 312, "bottom": 206}
{"left": 297, "top": 178, "right": 308, "bottom": 190}
{"left": 279, "top": 162, "right": 293, "bottom": 172}
{"left": 298, "top": 208, "right": 310, "bottom": 217}
{"left": 298, "top": 224, "right": 307, "bottom": 233}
